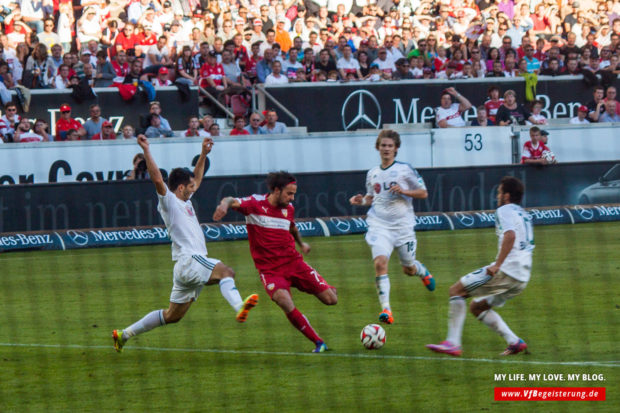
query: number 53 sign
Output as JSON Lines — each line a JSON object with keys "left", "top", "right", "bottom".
{"left": 431, "top": 127, "right": 513, "bottom": 167}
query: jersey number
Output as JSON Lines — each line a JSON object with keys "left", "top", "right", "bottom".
{"left": 519, "top": 213, "right": 535, "bottom": 250}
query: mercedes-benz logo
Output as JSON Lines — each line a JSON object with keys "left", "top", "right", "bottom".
{"left": 341, "top": 89, "right": 382, "bottom": 131}
{"left": 330, "top": 217, "right": 351, "bottom": 233}
{"left": 574, "top": 206, "right": 594, "bottom": 220}
{"left": 67, "top": 230, "right": 89, "bottom": 246}
{"left": 455, "top": 212, "right": 474, "bottom": 227}
{"left": 202, "top": 224, "right": 221, "bottom": 240}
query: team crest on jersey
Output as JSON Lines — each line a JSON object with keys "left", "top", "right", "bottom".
{"left": 374, "top": 183, "right": 381, "bottom": 193}
{"left": 186, "top": 205, "right": 195, "bottom": 216}
{"left": 267, "top": 283, "right": 275, "bottom": 290}
{"left": 281, "top": 209, "right": 288, "bottom": 217}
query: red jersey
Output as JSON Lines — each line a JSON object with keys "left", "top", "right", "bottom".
{"left": 484, "top": 98, "right": 504, "bottom": 123}
{"left": 521, "top": 140, "right": 549, "bottom": 163}
{"left": 230, "top": 128, "right": 249, "bottom": 135}
{"left": 56, "top": 118, "right": 83, "bottom": 141}
{"left": 114, "top": 32, "right": 138, "bottom": 51}
{"left": 233, "top": 194, "right": 301, "bottom": 271}
{"left": 112, "top": 61, "right": 129, "bottom": 77}
{"left": 91, "top": 132, "right": 116, "bottom": 140}
{"left": 199, "top": 62, "right": 225, "bottom": 88}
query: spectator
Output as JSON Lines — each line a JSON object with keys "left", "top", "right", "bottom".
{"left": 526, "top": 101, "right": 548, "bottom": 125}
{"left": 33, "top": 119, "right": 52, "bottom": 142}
{"left": 121, "top": 125, "right": 136, "bottom": 139}
{"left": 112, "top": 51, "right": 130, "bottom": 77}
{"left": 56, "top": 104, "right": 86, "bottom": 141}
{"left": 570, "top": 105, "right": 590, "bottom": 124}
{"left": 24, "top": 43, "right": 54, "bottom": 88}
{"left": 262, "top": 109, "right": 287, "bottom": 134}
{"left": 152, "top": 67, "right": 172, "bottom": 87}
{"left": 435, "top": 87, "right": 473, "bottom": 128}
{"left": 484, "top": 86, "right": 504, "bottom": 124}
{"left": 315, "top": 48, "right": 337, "bottom": 76}
{"left": 521, "top": 127, "right": 552, "bottom": 165}
{"left": 496, "top": 90, "right": 539, "bottom": 125}
{"left": 176, "top": 45, "right": 197, "bottom": 85}
{"left": 83, "top": 104, "right": 108, "bottom": 139}
{"left": 139, "top": 101, "right": 171, "bottom": 133}
{"left": 540, "top": 58, "right": 562, "bottom": 76}
{"left": 145, "top": 113, "right": 174, "bottom": 138}
{"left": 145, "top": 36, "right": 172, "bottom": 69}
{"left": 470, "top": 106, "right": 494, "bottom": 126}
{"left": 14, "top": 119, "right": 44, "bottom": 143}
{"left": 604, "top": 86, "right": 620, "bottom": 116}
{"left": 275, "top": 16, "right": 292, "bottom": 53}
{"left": 336, "top": 45, "right": 361, "bottom": 80}
{"left": 245, "top": 112, "right": 266, "bottom": 135}
{"left": 128, "top": 153, "right": 149, "bottom": 180}
{"left": 391, "top": 58, "right": 414, "bottom": 80}
{"left": 199, "top": 50, "right": 228, "bottom": 92}
{"left": 53, "top": 64, "right": 72, "bottom": 89}
{"left": 185, "top": 116, "right": 210, "bottom": 137}
{"left": 265, "top": 60, "right": 288, "bottom": 85}
{"left": 230, "top": 115, "right": 250, "bottom": 135}
{"left": 587, "top": 86, "right": 606, "bottom": 122}
{"left": 522, "top": 44, "right": 541, "bottom": 73}
{"left": 282, "top": 47, "right": 303, "bottom": 79}
{"left": 209, "top": 123, "right": 221, "bottom": 136}
{"left": 0, "top": 103, "right": 21, "bottom": 142}
{"left": 92, "top": 121, "right": 117, "bottom": 140}
{"left": 94, "top": 51, "right": 116, "bottom": 87}
{"left": 38, "top": 18, "right": 60, "bottom": 50}
{"left": 598, "top": 101, "right": 620, "bottom": 122}
{"left": 65, "top": 129, "right": 80, "bottom": 141}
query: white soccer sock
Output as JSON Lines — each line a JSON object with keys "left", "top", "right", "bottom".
{"left": 375, "top": 274, "right": 391, "bottom": 311}
{"left": 446, "top": 297, "right": 466, "bottom": 347}
{"left": 219, "top": 277, "right": 244, "bottom": 312}
{"left": 124, "top": 309, "right": 165, "bottom": 341}
{"left": 478, "top": 310, "right": 519, "bottom": 345}
{"left": 414, "top": 260, "right": 428, "bottom": 277}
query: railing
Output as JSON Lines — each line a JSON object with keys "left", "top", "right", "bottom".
{"left": 254, "top": 84, "right": 299, "bottom": 127}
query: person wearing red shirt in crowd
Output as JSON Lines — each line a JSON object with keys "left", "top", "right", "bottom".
{"left": 229, "top": 115, "right": 250, "bottom": 135}
{"left": 521, "top": 127, "right": 551, "bottom": 165}
{"left": 115, "top": 23, "right": 138, "bottom": 57}
{"left": 244, "top": 42, "right": 262, "bottom": 84}
{"left": 112, "top": 51, "right": 130, "bottom": 77}
{"left": 484, "top": 85, "right": 504, "bottom": 124}
{"left": 213, "top": 171, "right": 338, "bottom": 353}
{"left": 56, "top": 104, "right": 86, "bottom": 141}
{"left": 91, "top": 121, "right": 117, "bottom": 140}
{"left": 137, "top": 24, "right": 158, "bottom": 46}
{"left": 152, "top": 66, "right": 172, "bottom": 87}
{"left": 199, "top": 51, "right": 228, "bottom": 91}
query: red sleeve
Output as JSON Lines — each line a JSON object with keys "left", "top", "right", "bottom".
{"left": 233, "top": 195, "right": 257, "bottom": 216}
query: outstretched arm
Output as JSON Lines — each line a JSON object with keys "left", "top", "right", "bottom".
{"left": 389, "top": 186, "right": 428, "bottom": 198}
{"left": 213, "top": 196, "right": 241, "bottom": 221}
{"left": 349, "top": 194, "right": 374, "bottom": 206}
{"left": 137, "top": 134, "right": 166, "bottom": 196}
{"left": 193, "top": 137, "right": 213, "bottom": 189}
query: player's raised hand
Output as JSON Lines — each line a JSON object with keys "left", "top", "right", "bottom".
{"left": 300, "top": 242, "right": 311, "bottom": 255}
{"left": 137, "top": 134, "right": 149, "bottom": 151}
{"left": 349, "top": 194, "right": 364, "bottom": 205}
{"left": 202, "top": 137, "right": 214, "bottom": 155}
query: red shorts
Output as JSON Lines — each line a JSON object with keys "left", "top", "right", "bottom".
{"left": 259, "top": 259, "right": 332, "bottom": 299}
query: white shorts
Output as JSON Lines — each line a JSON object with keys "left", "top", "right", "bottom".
{"left": 365, "top": 225, "right": 417, "bottom": 267}
{"left": 170, "top": 255, "right": 221, "bottom": 304}
{"left": 460, "top": 265, "right": 527, "bottom": 308}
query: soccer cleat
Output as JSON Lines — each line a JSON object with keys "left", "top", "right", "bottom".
{"left": 426, "top": 340, "right": 462, "bottom": 356}
{"left": 421, "top": 273, "right": 435, "bottom": 291}
{"left": 312, "top": 341, "right": 328, "bottom": 353}
{"left": 501, "top": 339, "right": 528, "bottom": 356}
{"left": 112, "top": 329, "right": 125, "bottom": 353}
{"left": 236, "top": 294, "right": 259, "bottom": 323}
{"left": 378, "top": 308, "right": 394, "bottom": 324}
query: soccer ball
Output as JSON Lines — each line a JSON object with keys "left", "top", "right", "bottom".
{"left": 541, "top": 150, "right": 556, "bottom": 164}
{"left": 360, "top": 324, "right": 386, "bottom": 350}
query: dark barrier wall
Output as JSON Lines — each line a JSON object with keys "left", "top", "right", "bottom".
{"left": 266, "top": 77, "right": 620, "bottom": 132}
{"left": 9, "top": 87, "right": 199, "bottom": 130}
{"left": 1, "top": 161, "right": 617, "bottom": 232}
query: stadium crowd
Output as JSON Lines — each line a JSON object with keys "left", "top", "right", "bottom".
{"left": 1, "top": 0, "right": 620, "bottom": 142}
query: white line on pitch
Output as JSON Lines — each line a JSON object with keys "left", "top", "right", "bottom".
{"left": 0, "top": 342, "right": 618, "bottom": 368}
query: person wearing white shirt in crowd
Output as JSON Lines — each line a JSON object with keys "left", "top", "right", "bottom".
{"left": 13, "top": 119, "right": 44, "bottom": 143}
{"left": 265, "top": 60, "right": 289, "bottom": 85}
{"left": 570, "top": 105, "right": 590, "bottom": 124}
{"left": 145, "top": 36, "right": 171, "bottom": 69}
{"left": 152, "top": 66, "right": 172, "bottom": 86}
{"left": 127, "top": 0, "right": 152, "bottom": 24}
{"left": 281, "top": 47, "right": 303, "bottom": 79}
{"left": 373, "top": 47, "right": 396, "bottom": 76}
{"left": 54, "top": 64, "right": 72, "bottom": 89}
{"left": 337, "top": 44, "right": 362, "bottom": 79}
{"left": 435, "top": 87, "right": 473, "bottom": 128}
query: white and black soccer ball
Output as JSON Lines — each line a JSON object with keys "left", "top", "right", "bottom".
{"left": 360, "top": 324, "right": 386, "bottom": 350}
{"left": 541, "top": 150, "right": 557, "bottom": 164}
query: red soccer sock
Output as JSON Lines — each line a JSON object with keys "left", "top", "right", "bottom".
{"left": 286, "top": 308, "right": 323, "bottom": 344}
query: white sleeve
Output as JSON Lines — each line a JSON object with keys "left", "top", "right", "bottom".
{"left": 521, "top": 144, "right": 532, "bottom": 158}
{"left": 496, "top": 206, "right": 516, "bottom": 233}
{"left": 365, "top": 170, "right": 373, "bottom": 196}
{"left": 156, "top": 185, "right": 173, "bottom": 212}
{"left": 404, "top": 165, "right": 427, "bottom": 191}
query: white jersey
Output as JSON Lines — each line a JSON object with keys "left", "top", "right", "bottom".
{"left": 366, "top": 161, "right": 426, "bottom": 230}
{"left": 157, "top": 187, "right": 208, "bottom": 261}
{"left": 435, "top": 103, "right": 466, "bottom": 127}
{"left": 495, "top": 203, "right": 534, "bottom": 282}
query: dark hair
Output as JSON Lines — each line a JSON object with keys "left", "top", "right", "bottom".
{"left": 500, "top": 176, "right": 524, "bottom": 204}
{"left": 168, "top": 168, "right": 194, "bottom": 191}
{"left": 148, "top": 113, "right": 160, "bottom": 124}
{"left": 266, "top": 171, "right": 296, "bottom": 192}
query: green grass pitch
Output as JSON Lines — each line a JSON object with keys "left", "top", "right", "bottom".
{"left": 0, "top": 222, "right": 618, "bottom": 412}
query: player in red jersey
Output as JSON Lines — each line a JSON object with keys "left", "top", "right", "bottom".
{"left": 213, "top": 171, "right": 338, "bottom": 353}
{"left": 521, "top": 126, "right": 551, "bottom": 164}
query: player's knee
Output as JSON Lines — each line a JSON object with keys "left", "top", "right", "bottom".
{"left": 222, "top": 267, "right": 235, "bottom": 279}
{"left": 448, "top": 284, "right": 461, "bottom": 297}
{"left": 469, "top": 301, "right": 486, "bottom": 317}
{"left": 374, "top": 257, "right": 388, "bottom": 273}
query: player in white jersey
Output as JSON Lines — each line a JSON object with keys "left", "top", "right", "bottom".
{"left": 112, "top": 135, "right": 258, "bottom": 352}
{"left": 427, "top": 176, "right": 533, "bottom": 356}
{"left": 350, "top": 130, "right": 435, "bottom": 325}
